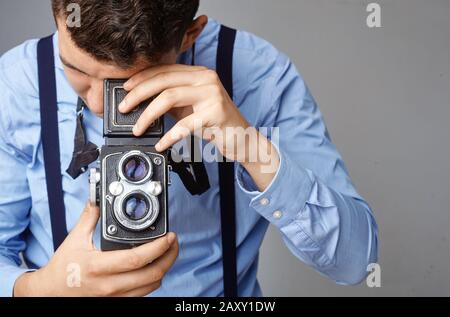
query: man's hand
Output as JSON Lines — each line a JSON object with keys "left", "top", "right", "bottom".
{"left": 13, "top": 203, "right": 178, "bottom": 297}
{"left": 119, "top": 64, "right": 280, "bottom": 191}
{"left": 119, "top": 64, "right": 251, "bottom": 161}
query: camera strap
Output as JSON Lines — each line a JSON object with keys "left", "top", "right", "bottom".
{"left": 66, "top": 98, "right": 100, "bottom": 179}
{"left": 168, "top": 150, "right": 211, "bottom": 195}
{"left": 37, "top": 24, "right": 238, "bottom": 296}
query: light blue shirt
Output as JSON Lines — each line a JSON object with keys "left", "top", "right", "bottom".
{"left": 0, "top": 19, "right": 378, "bottom": 296}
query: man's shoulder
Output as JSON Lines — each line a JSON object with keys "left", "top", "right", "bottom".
{"left": 234, "top": 28, "right": 291, "bottom": 80}
{"left": 0, "top": 38, "right": 40, "bottom": 98}
{"left": 200, "top": 18, "right": 290, "bottom": 73}
{"left": 0, "top": 38, "right": 42, "bottom": 160}
{"left": 199, "top": 19, "right": 293, "bottom": 104}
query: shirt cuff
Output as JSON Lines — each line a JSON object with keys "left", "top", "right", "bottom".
{"left": 0, "top": 262, "right": 34, "bottom": 297}
{"left": 235, "top": 145, "right": 314, "bottom": 228}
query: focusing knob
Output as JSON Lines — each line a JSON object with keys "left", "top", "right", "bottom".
{"left": 89, "top": 168, "right": 100, "bottom": 205}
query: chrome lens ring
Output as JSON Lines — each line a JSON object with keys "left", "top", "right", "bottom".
{"left": 118, "top": 150, "right": 153, "bottom": 184}
{"left": 113, "top": 190, "right": 160, "bottom": 231}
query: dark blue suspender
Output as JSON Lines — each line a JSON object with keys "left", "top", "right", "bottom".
{"left": 37, "top": 25, "right": 238, "bottom": 297}
{"left": 37, "top": 35, "right": 68, "bottom": 251}
{"left": 217, "top": 26, "right": 238, "bottom": 297}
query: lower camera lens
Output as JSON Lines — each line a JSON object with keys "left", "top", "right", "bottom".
{"left": 122, "top": 155, "right": 148, "bottom": 182}
{"left": 123, "top": 194, "right": 149, "bottom": 221}
{"left": 114, "top": 189, "right": 160, "bottom": 231}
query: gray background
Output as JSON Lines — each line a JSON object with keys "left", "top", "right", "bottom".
{"left": 1, "top": 0, "right": 449, "bottom": 296}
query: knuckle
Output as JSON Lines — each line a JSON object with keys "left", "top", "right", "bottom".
{"left": 125, "top": 78, "right": 135, "bottom": 88}
{"left": 151, "top": 281, "right": 162, "bottom": 292}
{"left": 161, "top": 89, "right": 177, "bottom": 103}
{"left": 157, "top": 72, "right": 172, "bottom": 84}
{"left": 151, "top": 267, "right": 165, "bottom": 282}
{"left": 86, "top": 260, "right": 100, "bottom": 276}
{"left": 127, "top": 251, "right": 144, "bottom": 269}
{"left": 160, "top": 236, "right": 172, "bottom": 250}
{"left": 125, "top": 88, "right": 137, "bottom": 101}
{"left": 96, "top": 283, "right": 115, "bottom": 297}
{"left": 204, "top": 69, "right": 220, "bottom": 83}
{"left": 134, "top": 84, "right": 148, "bottom": 100}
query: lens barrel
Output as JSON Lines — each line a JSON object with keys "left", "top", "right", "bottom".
{"left": 123, "top": 193, "right": 149, "bottom": 220}
{"left": 123, "top": 155, "right": 148, "bottom": 183}
{"left": 118, "top": 151, "right": 153, "bottom": 184}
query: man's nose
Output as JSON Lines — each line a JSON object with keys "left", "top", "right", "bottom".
{"left": 86, "top": 81, "right": 104, "bottom": 112}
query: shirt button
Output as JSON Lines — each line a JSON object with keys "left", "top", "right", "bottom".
{"left": 273, "top": 210, "right": 283, "bottom": 219}
{"left": 260, "top": 198, "right": 270, "bottom": 206}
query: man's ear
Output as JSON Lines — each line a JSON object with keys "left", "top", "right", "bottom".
{"left": 179, "top": 15, "right": 208, "bottom": 53}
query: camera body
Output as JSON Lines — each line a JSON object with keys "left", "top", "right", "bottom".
{"left": 90, "top": 79, "right": 168, "bottom": 251}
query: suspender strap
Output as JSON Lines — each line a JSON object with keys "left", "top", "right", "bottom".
{"left": 217, "top": 25, "right": 238, "bottom": 297}
{"left": 37, "top": 35, "right": 68, "bottom": 251}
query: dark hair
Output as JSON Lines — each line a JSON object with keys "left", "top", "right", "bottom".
{"left": 52, "top": 0, "right": 200, "bottom": 68}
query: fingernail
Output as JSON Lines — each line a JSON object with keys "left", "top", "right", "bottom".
{"left": 167, "top": 233, "right": 176, "bottom": 244}
{"left": 155, "top": 142, "right": 161, "bottom": 152}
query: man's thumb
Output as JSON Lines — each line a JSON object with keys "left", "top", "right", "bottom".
{"left": 73, "top": 202, "right": 100, "bottom": 236}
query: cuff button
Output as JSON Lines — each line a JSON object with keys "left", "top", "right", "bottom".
{"left": 260, "top": 197, "right": 270, "bottom": 206}
{"left": 273, "top": 210, "right": 283, "bottom": 219}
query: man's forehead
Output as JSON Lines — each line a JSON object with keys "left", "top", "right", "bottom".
{"left": 58, "top": 34, "right": 154, "bottom": 79}
{"left": 58, "top": 38, "right": 178, "bottom": 80}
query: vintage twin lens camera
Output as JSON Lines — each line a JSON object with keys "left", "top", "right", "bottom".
{"left": 90, "top": 79, "right": 168, "bottom": 251}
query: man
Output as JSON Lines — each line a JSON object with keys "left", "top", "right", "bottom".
{"left": 0, "top": 0, "right": 378, "bottom": 296}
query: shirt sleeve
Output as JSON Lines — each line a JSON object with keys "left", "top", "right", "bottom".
{"left": 235, "top": 54, "right": 378, "bottom": 285}
{"left": 0, "top": 75, "right": 34, "bottom": 297}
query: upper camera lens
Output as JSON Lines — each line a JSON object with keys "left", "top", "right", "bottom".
{"left": 122, "top": 155, "right": 148, "bottom": 182}
{"left": 123, "top": 193, "right": 149, "bottom": 221}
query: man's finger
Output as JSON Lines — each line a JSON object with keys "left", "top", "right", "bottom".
{"left": 72, "top": 203, "right": 100, "bottom": 237}
{"left": 111, "top": 238, "right": 179, "bottom": 293}
{"left": 124, "top": 64, "right": 207, "bottom": 91}
{"left": 149, "top": 237, "right": 179, "bottom": 274}
{"left": 155, "top": 113, "right": 207, "bottom": 152}
{"left": 119, "top": 281, "right": 161, "bottom": 297}
{"left": 91, "top": 232, "right": 177, "bottom": 275}
{"left": 133, "top": 85, "right": 208, "bottom": 136}
{"left": 120, "top": 71, "right": 208, "bottom": 114}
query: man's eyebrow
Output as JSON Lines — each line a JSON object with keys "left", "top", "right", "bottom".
{"left": 59, "top": 54, "right": 89, "bottom": 76}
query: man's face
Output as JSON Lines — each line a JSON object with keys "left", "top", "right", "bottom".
{"left": 57, "top": 18, "right": 178, "bottom": 117}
